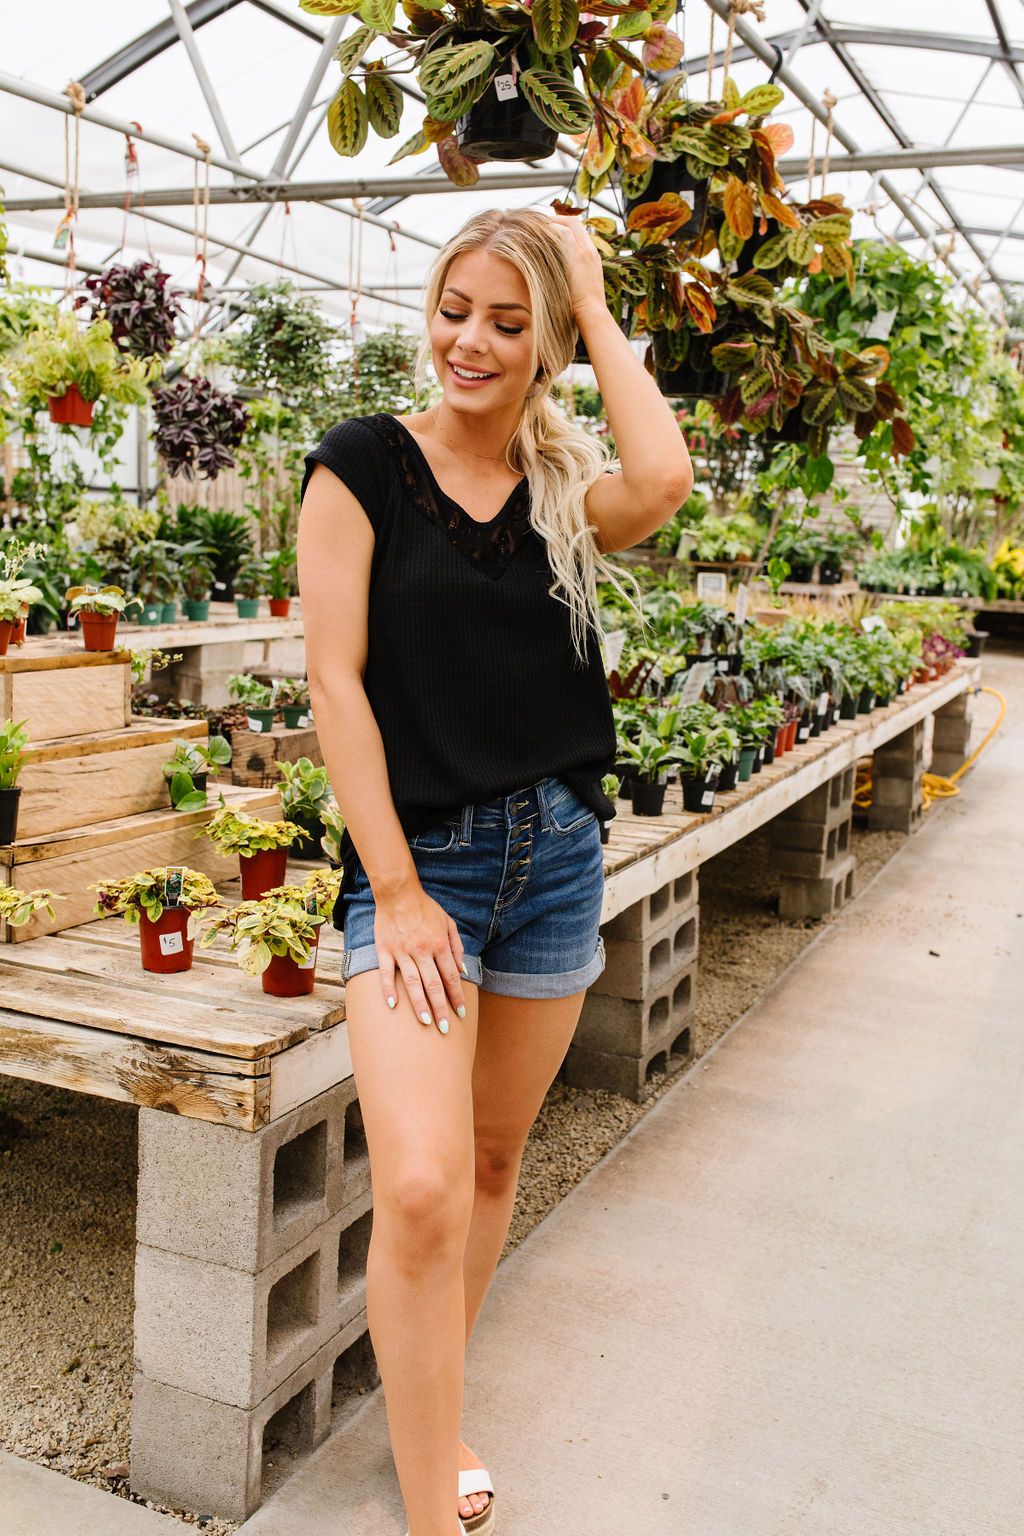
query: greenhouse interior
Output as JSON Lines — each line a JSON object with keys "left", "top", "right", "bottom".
{"left": 0, "top": 1, "right": 1021, "bottom": 1532}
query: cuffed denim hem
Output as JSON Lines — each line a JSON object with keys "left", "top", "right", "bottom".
{"left": 339, "top": 942, "right": 485, "bottom": 988}
{"left": 479, "top": 935, "right": 606, "bottom": 1000}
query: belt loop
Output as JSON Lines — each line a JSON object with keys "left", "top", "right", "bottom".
{"left": 460, "top": 802, "right": 473, "bottom": 845}
{"left": 535, "top": 777, "right": 552, "bottom": 834}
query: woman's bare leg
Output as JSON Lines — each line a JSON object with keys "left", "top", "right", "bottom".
{"left": 345, "top": 969, "right": 480, "bottom": 1536}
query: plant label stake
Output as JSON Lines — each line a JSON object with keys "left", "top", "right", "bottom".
{"left": 494, "top": 74, "right": 519, "bottom": 102}
{"left": 164, "top": 866, "right": 184, "bottom": 906}
{"left": 696, "top": 571, "right": 727, "bottom": 602}
{"left": 735, "top": 584, "right": 749, "bottom": 625}
{"left": 603, "top": 628, "right": 627, "bottom": 672}
{"left": 680, "top": 661, "right": 716, "bottom": 705}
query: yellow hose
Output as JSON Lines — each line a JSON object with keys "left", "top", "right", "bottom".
{"left": 854, "top": 686, "right": 1008, "bottom": 812}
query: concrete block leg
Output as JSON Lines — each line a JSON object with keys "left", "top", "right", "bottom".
{"left": 930, "top": 689, "right": 976, "bottom": 780}
{"left": 769, "top": 767, "right": 858, "bottom": 916}
{"left": 868, "top": 719, "right": 926, "bottom": 835}
{"left": 152, "top": 640, "right": 250, "bottom": 709}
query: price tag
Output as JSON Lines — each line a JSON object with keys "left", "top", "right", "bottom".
{"left": 603, "top": 628, "right": 627, "bottom": 672}
{"left": 701, "top": 791, "right": 715, "bottom": 807}
{"left": 494, "top": 74, "right": 518, "bottom": 101}
{"left": 706, "top": 761, "right": 722, "bottom": 788}
{"left": 734, "top": 584, "right": 749, "bottom": 625}
{"left": 817, "top": 691, "right": 830, "bottom": 713}
{"left": 716, "top": 656, "right": 731, "bottom": 674}
{"left": 298, "top": 950, "right": 316, "bottom": 970}
{"left": 797, "top": 723, "right": 810, "bottom": 741}
{"left": 866, "top": 307, "right": 897, "bottom": 339}
{"left": 247, "top": 714, "right": 267, "bottom": 732}
{"left": 696, "top": 571, "right": 727, "bottom": 602}
{"left": 680, "top": 660, "right": 716, "bottom": 705}
{"left": 159, "top": 930, "right": 184, "bottom": 956}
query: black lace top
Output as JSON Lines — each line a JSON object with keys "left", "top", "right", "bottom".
{"left": 301, "top": 413, "right": 617, "bottom": 930}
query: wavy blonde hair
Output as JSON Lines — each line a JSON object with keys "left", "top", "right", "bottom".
{"left": 417, "top": 209, "right": 646, "bottom": 667}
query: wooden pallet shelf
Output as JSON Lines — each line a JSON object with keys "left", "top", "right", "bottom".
{"left": 1, "top": 646, "right": 132, "bottom": 743}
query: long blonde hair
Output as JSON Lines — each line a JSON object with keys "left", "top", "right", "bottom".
{"left": 417, "top": 209, "right": 646, "bottom": 667}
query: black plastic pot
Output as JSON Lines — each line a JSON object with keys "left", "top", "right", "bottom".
{"left": 0, "top": 786, "right": 21, "bottom": 845}
{"left": 751, "top": 744, "right": 764, "bottom": 772}
{"left": 653, "top": 334, "right": 728, "bottom": 400}
{"left": 681, "top": 773, "right": 719, "bottom": 813}
{"left": 614, "top": 760, "right": 635, "bottom": 800}
{"left": 631, "top": 779, "right": 667, "bottom": 816}
{"left": 857, "top": 688, "right": 875, "bottom": 715}
{"left": 786, "top": 560, "right": 815, "bottom": 584}
{"left": 839, "top": 694, "right": 858, "bottom": 721}
{"left": 796, "top": 711, "right": 813, "bottom": 743}
{"left": 625, "top": 159, "right": 712, "bottom": 243}
{"left": 763, "top": 738, "right": 776, "bottom": 766}
{"left": 290, "top": 811, "right": 326, "bottom": 858}
{"left": 599, "top": 821, "right": 610, "bottom": 845}
{"left": 717, "top": 759, "right": 739, "bottom": 791}
{"left": 457, "top": 79, "right": 557, "bottom": 163}
{"left": 764, "top": 411, "right": 811, "bottom": 447}
{"left": 965, "top": 630, "right": 988, "bottom": 658}
{"left": 819, "top": 561, "right": 844, "bottom": 585}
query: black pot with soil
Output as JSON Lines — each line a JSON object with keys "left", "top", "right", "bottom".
{"left": 614, "top": 760, "right": 636, "bottom": 800}
{"left": 631, "top": 778, "right": 667, "bottom": 816}
{"left": 0, "top": 786, "right": 22, "bottom": 845}
{"left": 717, "top": 759, "right": 739, "bottom": 792}
{"left": 965, "top": 630, "right": 988, "bottom": 658}
{"left": 653, "top": 331, "right": 728, "bottom": 401}
{"left": 290, "top": 811, "right": 326, "bottom": 858}
{"left": 681, "top": 770, "right": 720, "bottom": 813}
{"left": 457, "top": 72, "right": 557, "bottom": 163}
{"left": 625, "top": 159, "right": 713, "bottom": 244}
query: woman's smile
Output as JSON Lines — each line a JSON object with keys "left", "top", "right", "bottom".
{"left": 447, "top": 359, "right": 499, "bottom": 387}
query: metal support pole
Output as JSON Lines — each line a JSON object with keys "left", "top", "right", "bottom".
{"left": 166, "top": 0, "right": 242, "bottom": 165}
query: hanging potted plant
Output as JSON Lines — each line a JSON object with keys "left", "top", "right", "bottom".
{"left": 9, "top": 312, "right": 156, "bottom": 426}
{"left": 275, "top": 677, "right": 312, "bottom": 729}
{"left": 228, "top": 672, "right": 276, "bottom": 732}
{"left": 180, "top": 554, "right": 215, "bottom": 621}
{"left": 0, "top": 884, "right": 59, "bottom": 935}
{"left": 204, "top": 805, "right": 302, "bottom": 899}
{"left": 277, "top": 754, "right": 332, "bottom": 856}
{"left": 90, "top": 866, "right": 222, "bottom": 974}
{"left": 262, "top": 547, "right": 296, "bottom": 618}
{"left": 65, "top": 585, "right": 141, "bottom": 650}
{"left": 152, "top": 375, "right": 248, "bottom": 481}
{"left": 82, "top": 259, "right": 182, "bottom": 359}
{"left": 233, "top": 557, "right": 264, "bottom": 618}
{"left": 0, "top": 718, "right": 28, "bottom": 845}
{"left": 0, "top": 541, "right": 46, "bottom": 656}
{"left": 161, "top": 734, "right": 233, "bottom": 811}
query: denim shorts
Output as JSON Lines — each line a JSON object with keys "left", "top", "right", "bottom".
{"left": 340, "top": 775, "right": 607, "bottom": 999}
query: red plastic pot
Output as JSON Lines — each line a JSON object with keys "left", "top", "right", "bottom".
{"left": 138, "top": 906, "right": 194, "bottom": 974}
{"left": 774, "top": 725, "right": 787, "bottom": 759}
{"left": 262, "top": 933, "right": 318, "bottom": 997}
{"left": 0, "top": 619, "right": 14, "bottom": 657}
{"left": 78, "top": 612, "right": 119, "bottom": 651}
{"left": 268, "top": 597, "right": 291, "bottom": 618}
{"left": 239, "top": 846, "right": 288, "bottom": 900}
{"left": 47, "top": 384, "right": 94, "bottom": 427}
{"left": 784, "top": 719, "right": 799, "bottom": 752}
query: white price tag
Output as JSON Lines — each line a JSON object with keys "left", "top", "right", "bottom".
{"left": 246, "top": 714, "right": 266, "bottom": 732}
{"left": 696, "top": 571, "right": 727, "bottom": 602}
{"left": 494, "top": 74, "right": 518, "bottom": 101}
{"left": 735, "top": 584, "right": 749, "bottom": 625}
{"left": 603, "top": 628, "right": 627, "bottom": 672}
{"left": 818, "top": 691, "right": 830, "bottom": 713}
{"left": 797, "top": 724, "right": 810, "bottom": 741}
{"left": 701, "top": 791, "right": 715, "bottom": 807}
{"left": 866, "top": 307, "right": 897, "bottom": 339}
{"left": 159, "top": 931, "right": 184, "bottom": 956}
{"left": 296, "top": 712, "right": 310, "bottom": 728}
{"left": 680, "top": 660, "right": 716, "bottom": 705}
{"left": 298, "top": 951, "right": 316, "bottom": 971}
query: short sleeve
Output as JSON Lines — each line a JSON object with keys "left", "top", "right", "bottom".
{"left": 301, "top": 417, "right": 394, "bottom": 535}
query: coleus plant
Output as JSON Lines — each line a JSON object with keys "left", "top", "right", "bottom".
{"left": 83, "top": 260, "right": 183, "bottom": 360}
{"left": 299, "top": 0, "right": 677, "bottom": 185}
{"left": 151, "top": 376, "right": 249, "bottom": 480}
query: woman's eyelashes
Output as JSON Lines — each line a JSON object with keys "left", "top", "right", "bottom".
{"left": 439, "top": 308, "right": 523, "bottom": 336}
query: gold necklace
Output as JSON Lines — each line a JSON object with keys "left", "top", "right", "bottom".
{"left": 431, "top": 406, "right": 512, "bottom": 465}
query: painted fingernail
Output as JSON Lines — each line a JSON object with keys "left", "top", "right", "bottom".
{"left": 456, "top": 1005, "right": 466, "bottom": 1019}
{"left": 460, "top": 962, "right": 469, "bottom": 977}
{"left": 420, "top": 1011, "right": 431, "bottom": 1025}
{"left": 437, "top": 1017, "right": 449, "bottom": 1034}
{"left": 387, "top": 995, "right": 396, "bottom": 1009}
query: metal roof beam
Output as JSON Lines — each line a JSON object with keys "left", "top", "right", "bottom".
{"left": 982, "top": 0, "right": 1024, "bottom": 109}
{"left": 166, "top": 0, "right": 242, "bottom": 165}
{"left": 686, "top": 24, "right": 1024, "bottom": 74}
{"left": 893, "top": 224, "right": 1024, "bottom": 244}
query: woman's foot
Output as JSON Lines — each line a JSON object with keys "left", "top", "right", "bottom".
{"left": 458, "top": 1440, "right": 493, "bottom": 1523}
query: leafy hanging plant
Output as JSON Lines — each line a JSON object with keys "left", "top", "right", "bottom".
{"left": 151, "top": 376, "right": 249, "bottom": 480}
{"left": 83, "top": 260, "right": 183, "bottom": 359}
{"left": 8, "top": 312, "right": 158, "bottom": 408}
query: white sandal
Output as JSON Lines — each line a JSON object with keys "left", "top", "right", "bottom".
{"left": 459, "top": 1467, "right": 496, "bottom": 1534}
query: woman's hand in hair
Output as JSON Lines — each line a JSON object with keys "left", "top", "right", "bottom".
{"left": 548, "top": 213, "right": 608, "bottom": 322}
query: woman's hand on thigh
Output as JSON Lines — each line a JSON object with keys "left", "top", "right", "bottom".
{"left": 374, "top": 885, "right": 468, "bottom": 1031}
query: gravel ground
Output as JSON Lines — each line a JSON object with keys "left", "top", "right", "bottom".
{"left": 0, "top": 647, "right": 1016, "bottom": 1533}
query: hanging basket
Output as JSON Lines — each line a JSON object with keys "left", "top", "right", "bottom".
{"left": 456, "top": 77, "right": 558, "bottom": 163}
{"left": 47, "top": 384, "right": 94, "bottom": 427}
{"left": 653, "top": 339, "right": 728, "bottom": 401}
{"left": 624, "top": 160, "right": 712, "bottom": 245}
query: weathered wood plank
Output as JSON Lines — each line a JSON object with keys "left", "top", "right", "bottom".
{"left": 268, "top": 1025, "right": 352, "bottom": 1123}
{"left": 3, "top": 656, "right": 132, "bottom": 744}
{"left": 0, "top": 1008, "right": 270, "bottom": 1128}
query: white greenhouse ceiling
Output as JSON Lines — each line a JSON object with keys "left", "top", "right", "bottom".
{"left": 1, "top": 0, "right": 1023, "bottom": 336}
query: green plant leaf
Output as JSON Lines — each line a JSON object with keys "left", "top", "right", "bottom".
{"left": 738, "top": 83, "right": 784, "bottom": 116}
{"left": 359, "top": 0, "right": 397, "bottom": 27}
{"left": 810, "top": 214, "right": 852, "bottom": 242}
{"left": 301, "top": 0, "right": 363, "bottom": 13}
{"left": 751, "top": 231, "right": 791, "bottom": 269}
{"left": 327, "top": 79, "right": 369, "bottom": 156}
{"left": 388, "top": 127, "right": 430, "bottom": 163}
{"left": 518, "top": 67, "right": 592, "bottom": 133}
{"left": 740, "top": 366, "right": 772, "bottom": 406}
{"left": 787, "top": 226, "right": 817, "bottom": 265}
{"left": 803, "top": 385, "right": 838, "bottom": 425}
{"left": 426, "top": 70, "right": 492, "bottom": 123}
{"left": 436, "top": 134, "right": 481, "bottom": 186}
{"left": 837, "top": 376, "right": 875, "bottom": 413}
{"left": 717, "top": 222, "right": 745, "bottom": 263}
{"left": 610, "top": 7, "right": 651, "bottom": 38}
{"left": 366, "top": 72, "right": 404, "bottom": 136}
{"left": 533, "top": 0, "right": 579, "bottom": 52}
{"left": 419, "top": 39, "right": 495, "bottom": 98}
{"left": 334, "top": 25, "right": 375, "bottom": 77}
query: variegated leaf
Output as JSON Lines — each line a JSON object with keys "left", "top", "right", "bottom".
{"left": 388, "top": 127, "right": 429, "bottom": 163}
{"left": 723, "top": 175, "right": 754, "bottom": 239}
{"left": 437, "top": 135, "right": 481, "bottom": 186}
{"left": 533, "top": 0, "right": 579, "bottom": 54}
{"left": 419, "top": 39, "right": 495, "bottom": 98}
{"left": 365, "top": 72, "right": 403, "bottom": 137}
{"left": 426, "top": 71, "right": 492, "bottom": 124}
{"left": 359, "top": 0, "right": 397, "bottom": 29}
{"left": 810, "top": 214, "right": 852, "bottom": 243}
{"left": 722, "top": 76, "right": 741, "bottom": 111}
{"left": 327, "top": 79, "right": 369, "bottom": 156}
{"left": 837, "top": 376, "right": 875, "bottom": 413}
{"left": 787, "top": 226, "right": 817, "bottom": 265}
{"left": 301, "top": 0, "right": 362, "bottom": 14}
{"left": 738, "top": 83, "right": 784, "bottom": 116}
{"left": 641, "top": 23, "right": 683, "bottom": 70}
{"left": 751, "top": 231, "right": 791, "bottom": 270}
{"left": 611, "top": 7, "right": 652, "bottom": 38}
{"left": 518, "top": 67, "right": 592, "bottom": 133}
{"left": 335, "top": 27, "right": 375, "bottom": 78}
{"left": 716, "top": 221, "right": 745, "bottom": 264}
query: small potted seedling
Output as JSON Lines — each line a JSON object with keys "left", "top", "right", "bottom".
{"left": 228, "top": 673, "right": 275, "bottom": 732}
{"left": 181, "top": 555, "right": 215, "bottom": 621}
{"left": 262, "top": 547, "right": 296, "bottom": 619}
{"left": 615, "top": 728, "right": 680, "bottom": 817}
{"left": 275, "top": 678, "right": 312, "bottom": 729}
{"left": 66, "top": 585, "right": 141, "bottom": 651}
{"left": 161, "top": 734, "right": 233, "bottom": 810}
{"left": 0, "top": 719, "right": 28, "bottom": 845}
{"left": 89, "top": 865, "right": 222, "bottom": 974}
{"left": 199, "top": 868, "right": 341, "bottom": 997}
{"left": 204, "top": 805, "right": 301, "bottom": 899}
{"left": 0, "top": 884, "right": 59, "bottom": 934}
{"left": 233, "top": 558, "right": 264, "bottom": 619}
{"left": 0, "top": 541, "right": 46, "bottom": 654}
{"left": 599, "top": 773, "right": 620, "bottom": 844}
{"left": 277, "top": 755, "right": 331, "bottom": 857}
{"left": 675, "top": 728, "right": 727, "bottom": 814}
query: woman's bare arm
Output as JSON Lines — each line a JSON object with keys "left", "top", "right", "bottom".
{"left": 297, "top": 463, "right": 467, "bottom": 1032}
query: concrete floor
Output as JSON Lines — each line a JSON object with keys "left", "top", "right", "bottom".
{"left": 232, "top": 657, "right": 1024, "bottom": 1536}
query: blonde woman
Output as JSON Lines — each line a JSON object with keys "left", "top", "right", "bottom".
{"left": 298, "top": 209, "right": 692, "bottom": 1536}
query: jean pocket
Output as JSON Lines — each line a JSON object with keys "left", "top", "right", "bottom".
{"left": 547, "top": 782, "right": 597, "bottom": 835}
{"left": 408, "top": 817, "right": 462, "bottom": 853}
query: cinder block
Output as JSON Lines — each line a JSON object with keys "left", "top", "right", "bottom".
{"left": 874, "top": 724, "right": 926, "bottom": 776}
{"left": 778, "top": 855, "right": 856, "bottom": 921}
{"left": 571, "top": 962, "right": 696, "bottom": 1059}
{"left": 935, "top": 689, "right": 972, "bottom": 721}
{"left": 929, "top": 750, "right": 964, "bottom": 780}
{"left": 775, "top": 768, "right": 854, "bottom": 831}
{"left": 137, "top": 1078, "right": 371, "bottom": 1273}
{"left": 771, "top": 815, "right": 852, "bottom": 880}
{"left": 134, "top": 1187, "right": 372, "bottom": 1409}
{"left": 603, "top": 870, "right": 697, "bottom": 942}
{"left": 592, "top": 908, "right": 698, "bottom": 1000}
{"left": 130, "top": 1309, "right": 373, "bottom": 1522}
{"left": 562, "top": 1015, "right": 694, "bottom": 1103}
{"left": 932, "top": 716, "right": 972, "bottom": 755}
{"left": 868, "top": 800, "right": 924, "bottom": 834}
{"left": 873, "top": 775, "right": 922, "bottom": 809}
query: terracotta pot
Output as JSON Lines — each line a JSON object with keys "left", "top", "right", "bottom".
{"left": 784, "top": 719, "right": 799, "bottom": 752}
{"left": 78, "top": 612, "right": 119, "bottom": 651}
{"left": 268, "top": 597, "right": 291, "bottom": 618}
{"left": 47, "top": 384, "right": 94, "bottom": 426}
{"left": 239, "top": 846, "right": 288, "bottom": 900}
{"left": 138, "top": 906, "right": 194, "bottom": 974}
{"left": 262, "top": 934, "right": 318, "bottom": 997}
{"left": 12, "top": 615, "right": 27, "bottom": 645}
{"left": 0, "top": 619, "right": 14, "bottom": 656}
{"left": 774, "top": 725, "right": 787, "bottom": 759}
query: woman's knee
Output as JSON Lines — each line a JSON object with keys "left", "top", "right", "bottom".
{"left": 474, "top": 1135, "right": 525, "bottom": 1194}
{"left": 374, "top": 1162, "right": 473, "bottom": 1256}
